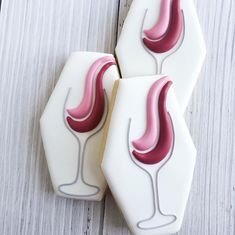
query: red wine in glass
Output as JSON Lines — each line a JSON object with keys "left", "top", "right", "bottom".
{"left": 58, "top": 57, "right": 115, "bottom": 197}
{"left": 128, "top": 77, "right": 176, "bottom": 229}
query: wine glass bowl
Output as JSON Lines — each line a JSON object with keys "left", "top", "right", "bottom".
{"left": 141, "top": 0, "right": 185, "bottom": 74}
{"left": 58, "top": 88, "right": 109, "bottom": 198}
{"left": 128, "top": 118, "right": 176, "bottom": 229}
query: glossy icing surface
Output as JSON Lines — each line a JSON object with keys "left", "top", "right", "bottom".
{"left": 67, "top": 56, "right": 115, "bottom": 119}
{"left": 66, "top": 61, "right": 116, "bottom": 133}
{"left": 116, "top": 0, "right": 206, "bottom": 112}
{"left": 132, "top": 76, "right": 168, "bottom": 152}
{"left": 40, "top": 52, "right": 119, "bottom": 200}
{"left": 132, "top": 80, "right": 174, "bottom": 165}
{"left": 143, "top": 0, "right": 183, "bottom": 53}
{"left": 102, "top": 76, "right": 196, "bottom": 235}
{"left": 144, "top": 0, "right": 171, "bottom": 40}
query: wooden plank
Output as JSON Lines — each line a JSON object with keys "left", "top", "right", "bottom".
{"left": 0, "top": 0, "right": 120, "bottom": 234}
{"left": 116, "top": 0, "right": 133, "bottom": 38}
{"left": 182, "top": 0, "right": 235, "bottom": 234}
{"left": 102, "top": 0, "right": 235, "bottom": 234}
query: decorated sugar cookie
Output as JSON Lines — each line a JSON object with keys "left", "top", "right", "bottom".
{"left": 40, "top": 52, "right": 120, "bottom": 200}
{"left": 102, "top": 75, "right": 196, "bottom": 234}
{"left": 116, "top": 0, "right": 206, "bottom": 111}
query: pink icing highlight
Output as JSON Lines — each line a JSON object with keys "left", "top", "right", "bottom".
{"left": 66, "top": 62, "right": 115, "bottom": 133}
{"left": 132, "top": 76, "right": 169, "bottom": 152}
{"left": 132, "top": 81, "right": 173, "bottom": 165}
{"left": 143, "top": 0, "right": 183, "bottom": 53}
{"left": 67, "top": 56, "right": 115, "bottom": 119}
{"left": 144, "top": 0, "right": 171, "bottom": 40}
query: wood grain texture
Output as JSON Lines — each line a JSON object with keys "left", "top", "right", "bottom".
{"left": 0, "top": 0, "right": 234, "bottom": 234}
{"left": 0, "top": 0, "right": 119, "bottom": 234}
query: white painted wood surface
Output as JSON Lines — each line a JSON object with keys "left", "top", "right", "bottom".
{"left": 0, "top": 0, "right": 234, "bottom": 234}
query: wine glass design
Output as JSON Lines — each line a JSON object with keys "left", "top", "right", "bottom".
{"left": 141, "top": 0, "right": 185, "bottom": 74}
{"left": 128, "top": 77, "right": 176, "bottom": 229}
{"left": 58, "top": 56, "right": 116, "bottom": 197}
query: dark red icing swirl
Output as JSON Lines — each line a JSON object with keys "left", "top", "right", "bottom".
{"left": 143, "top": 0, "right": 183, "bottom": 54}
{"left": 132, "top": 81, "right": 173, "bottom": 165}
{"left": 66, "top": 62, "right": 115, "bottom": 133}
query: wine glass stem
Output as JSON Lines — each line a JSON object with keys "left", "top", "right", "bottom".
{"left": 155, "top": 57, "right": 163, "bottom": 75}
{"left": 153, "top": 55, "right": 163, "bottom": 75}
{"left": 158, "top": 59, "right": 163, "bottom": 74}
{"left": 151, "top": 172, "right": 162, "bottom": 218}
{"left": 74, "top": 138, "right": 86, "bottom": 184}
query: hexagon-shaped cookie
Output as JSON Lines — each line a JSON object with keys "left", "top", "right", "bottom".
{"left": 40, "top": 52, "right": 120, "bottom": 200}
{"left": 102, "top": 75, "right": 196, "bottom": 234}
{"left": 116, "top": 0, "right": 206, "bottom": 112}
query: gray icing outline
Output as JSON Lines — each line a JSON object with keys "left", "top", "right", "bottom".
{"left": 127, "top": 116, "right": 177, "bottom": 230}
{"left": 141, "top": 8, "right": 186, "bottom": 74}
{"left": 58, "top": 87, "right": 108, "bottom": 198}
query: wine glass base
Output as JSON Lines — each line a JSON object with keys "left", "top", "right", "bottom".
{"left": 58, "top": 181, "right": 100, "bottom": 198}
{"left": 137, "top": 214, "right": 176, "bottom": 230}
